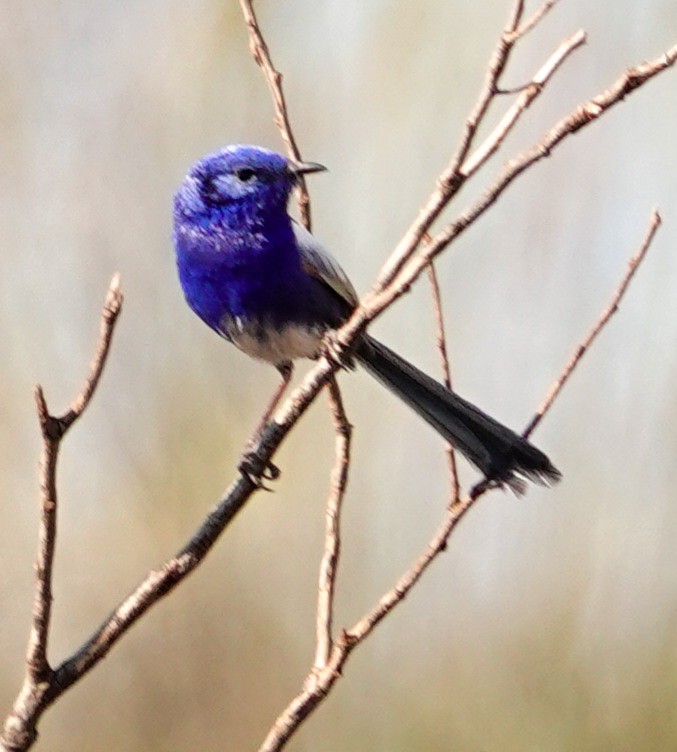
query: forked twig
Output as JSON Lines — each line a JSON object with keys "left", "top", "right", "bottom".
{"left": 2, "top": 276, "right": 122, "bottom": 752}
{"left": 353, "top": 42, "right": 677, "bottom": 337}
{"left": 378, "top": 0, "right": 579, "bottom": 291}
{"left": 508, "top": 0, "right": 563, "bottom": 42}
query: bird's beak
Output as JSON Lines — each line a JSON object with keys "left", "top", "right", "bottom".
{"left": 289, "top": 160, "right": 327, "bottom": 176}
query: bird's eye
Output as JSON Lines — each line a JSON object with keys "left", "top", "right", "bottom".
{"left": 234, "top": 168, "right": 256, "bottom": 182}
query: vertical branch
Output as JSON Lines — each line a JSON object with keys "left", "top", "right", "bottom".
{"left": 27, "top": 276, "right": 123, "bottom": 681}
{"left": 27, "top": 389, "right": 59, "bottom": 682}
{"left": 314, "top": 378, "right": 352, "bottom": 670}
{"left": 425, "top": 263, "right": 460, "bottom": 503}
{"left": 238, "top": 0, "right": 313, "bottom": 230}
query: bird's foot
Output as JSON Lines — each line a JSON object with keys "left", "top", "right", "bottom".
{"left": 321, "top": 330, "right": 355, "bottom": 370}
{"left": 239, "top": 450, "right": 281, "bottom": 491}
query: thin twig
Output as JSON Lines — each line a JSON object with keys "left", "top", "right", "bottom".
{"left": 313, "top": 378, "right": 352, "bottom": 671}
{"left": 426, "top": 263, "right": 460, "bottom": 503}
{"left": 258, "top": 483, "right": 487, "bottom": 752}
{"left": 461, "top": 29, "right": 587, "bottom": 179}
{"left": 238, "top": 0, "right": 313, "bottom": 230}
{"left": 509, "top": 0, "right": 562, "bottom": 42}
{"left": 524, "top": 209, "right": 662, "bottom": 438}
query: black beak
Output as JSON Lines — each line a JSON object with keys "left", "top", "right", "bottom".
{"left": 289, "top": 160, "right": 327, "bottom": 176}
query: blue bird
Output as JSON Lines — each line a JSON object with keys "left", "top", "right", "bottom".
{"left": 173, "top": 145, "right": 560, "bottom": 493}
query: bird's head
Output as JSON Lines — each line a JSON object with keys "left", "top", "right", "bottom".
{"left": 174, "top": 145, "right": 326, "bottom": 224}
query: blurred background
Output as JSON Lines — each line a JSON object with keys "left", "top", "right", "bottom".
{"left": 2, "top": 1, "right": 676, "bottom": 750}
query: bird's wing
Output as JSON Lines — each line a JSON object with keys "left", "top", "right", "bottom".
{"left": 293, "top": 221, "right": 359, "bottom": 309}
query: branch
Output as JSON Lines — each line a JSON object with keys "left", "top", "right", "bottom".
{"left": 377, "top": 0, "right": 575, "bottom": 290}
{"left": 508, "top": 0, "right": 562, "bottom": 42}
{"left": 355, "top": 42, "right": 677, "bottom": 336}
{"left": 238, "top": 0, "right": 313, "bottom": 230}
{"left": 523, "top": 209, "right": 662, "bottom": 437}
{"left": 313, "top": 378, "right": 352, "bottom": 671}
{"left": 257, "top": 207, "right": 664, "bottom": 752}
{"left": 2, "top": 275, "right": 122, "bottom": 752}
{"left": 426, "top": 263, "right": 460, "bottom": 502}
{"left": 460, "top": 29, "right": 586, "bottom": 179}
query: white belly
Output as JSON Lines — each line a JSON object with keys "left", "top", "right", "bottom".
{"left": 225, "top": 318, "right": 323, "bottom": 365}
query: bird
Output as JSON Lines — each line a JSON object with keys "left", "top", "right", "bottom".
{"left": 173, "top": 144, "right": 561, "bottom": 494}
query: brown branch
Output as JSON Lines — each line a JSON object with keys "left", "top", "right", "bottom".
{"left": 461, "top": 29, "right": 587, "bottom": 179}
{"left": 508, "top": 0, "right": 562, "bottom": 42}
{"left": 258, "top": 479, "right": 489, "bottom": 752}
{"left": 257, "top": 209, "right": 665, "bottom": 752}
{"left": 523, "top": 209, "right": 662, "bottom": 438}
{"left": 377, "top": 0, "right": 564, "bottom": 290}
{"left": 2, "top": 275, "right": 123, "bottom": 752}
{"left": 355, "top": 42, "right": 677, "bottom": 336}
{"left": 3, "top": 10, "right": 673, "bottom": 752}
{"left": 254, "top": 39, "right": 675, "bottom": 752}
{"left": 313, "top": 378, "right": 352, "bottom": 671}
{"left": 238, "top": 0, "right": 313, "bottom": 230}
{"left": 426, "top": 263, "right": 460, "bottom": 502}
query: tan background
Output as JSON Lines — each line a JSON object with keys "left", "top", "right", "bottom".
{"left": 1, "top": 1, "right": 676, "bottom": 750}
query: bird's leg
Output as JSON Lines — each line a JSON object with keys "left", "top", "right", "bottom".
{"left": 239, "top": 362, "right": 293, "bottom": 486}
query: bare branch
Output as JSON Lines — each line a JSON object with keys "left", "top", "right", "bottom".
{"left": 2, "top": 275, "right": 123, "bottom": 752}
{"left": 314, "top": 378, "right": 352, "bottom": 670}
{"left": 378, "top": 0, "right": 565, "bottom": 290}
{"left": 524, "top": 209, "right": 662, "bottom": 438}
{"left": 357, "top": 43, "right": 677, "bottom": 335}
{"left": 509, "top": 0, "right": 563, "bottom": 42}
{"left": 257, "top": 209, "right": 665, "bottom": 752}
{"left": 238, "top": 0, "right": 313, "bottom": 230}
{"left": 253, "top": 42, "right": 675, "bottom": 752}
{"left": 426, "top": 263, "right": 460, "bottom": 502}
{"left": 461, "top": 29, "right": 587, "bottom": 179}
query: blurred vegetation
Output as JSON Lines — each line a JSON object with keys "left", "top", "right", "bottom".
{"left": 1, "top": 1, "right": 677, "bottom": 750}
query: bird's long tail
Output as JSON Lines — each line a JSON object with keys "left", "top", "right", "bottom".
{"left": 355, "top": 335, "right": 561, "bottom": 494}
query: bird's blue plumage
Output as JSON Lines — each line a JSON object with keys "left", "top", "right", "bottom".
{"left": 173, "top": 145, "right": 561, "bottom": 491}
{"left": 174, "top": 145, "right": 346, "bottom": 364}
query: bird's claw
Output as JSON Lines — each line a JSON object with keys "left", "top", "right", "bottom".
{"left": 239, "top": 451, "right": 281, "bottom": 491}
{"left": 321, "top": 331, "right": 355, "bottom": 370}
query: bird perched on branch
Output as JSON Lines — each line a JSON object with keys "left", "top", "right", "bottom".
{"left": 173, "top": 144, "right": 560, "bottom": 493}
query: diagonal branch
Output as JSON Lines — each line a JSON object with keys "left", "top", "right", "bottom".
{"left": 377, "top": 0, "right": 577, "bottom": 292}
{"left": 523, "top": 209, "right": 662, "bottom": 437}
{"left": 356, "top": 42, "right": 677, "bottom": 336}
{"left": 460, "top": 29, "right": 586, "bottom": 179}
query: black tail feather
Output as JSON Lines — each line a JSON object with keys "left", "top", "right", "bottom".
{"left": 356, "top": 335, "right": 561, "bottom": 494}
